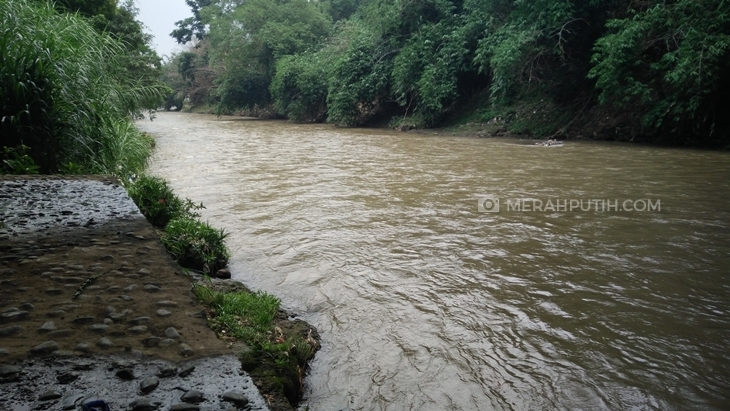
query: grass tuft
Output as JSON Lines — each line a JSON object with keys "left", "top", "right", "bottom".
{"left": 192, "top": 283, "right": 318, "bottom": 382}
{"left": 127, "top": 175, "right": 203, "bottom": 228}
{"left": 193, "top": 285, "right": 280, "bottom": 338}
{"left": 162, "top": 217, "right": 229, "bottom": 274}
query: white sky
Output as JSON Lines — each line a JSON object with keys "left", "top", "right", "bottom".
{"left": 134, "top": 0, "right": 194, "bottom": 60}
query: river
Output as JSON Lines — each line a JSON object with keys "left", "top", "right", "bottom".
{"left": 138, "top": 112, "right": 730, "bottom": 411}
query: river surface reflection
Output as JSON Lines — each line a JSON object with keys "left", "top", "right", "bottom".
{"left": 139, "top": 112, "right": 730, "bottom": 410}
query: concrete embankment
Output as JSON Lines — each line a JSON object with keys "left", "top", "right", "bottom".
{"left": 0, "top": 176, "right": 268, "bottom": 410}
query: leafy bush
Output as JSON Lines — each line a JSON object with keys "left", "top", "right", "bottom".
{"left": 1, "top": 145, "right": 39, "bottom": 175}
{"left": 392, "top": 11, "right": 483, "bottom": 126}
{"left": 326, "top": 20, "right": 393, "bottom": 126}
{"left": 127, "top": 175, "right": 203, "bottom": 227}
{"left": 126, "top": 175, "right": 230, "bottom": 275}
{"left": 271, "top": 51, "right": 331, "bottom": 121}
{"left": 162, "top": 217, "right": 229, "bottom": 273}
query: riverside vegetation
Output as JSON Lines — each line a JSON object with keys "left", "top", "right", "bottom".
{"left": 1, "top": 0, "right": 165, "bottom": 176}
{"left": 126, "top": 175, "right": 229, "bottom": 274}
{"left": 128, "top": 175, "right": 320, "bottom": 409}
{"left": 1, "top": 1, "right": 319, "bottom": 408}
{"left": 164, "top": 0, "right": 730, "bottom": 147}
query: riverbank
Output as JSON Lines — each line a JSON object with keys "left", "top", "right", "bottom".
{"left": 0, "top": 175, "right": 318, "bottom": 410}
{"left": 177, "top": 96, "right": 729, "bottom": 149}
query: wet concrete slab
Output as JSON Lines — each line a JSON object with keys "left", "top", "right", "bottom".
{"left": 1, "top": 354, "right": 268, "bottom": 411}
{"left": 0, "top": 176, "right": 269, "bottom": 410}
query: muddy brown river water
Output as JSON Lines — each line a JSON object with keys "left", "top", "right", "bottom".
{"left": 137, "top": 112, "right": 730, "bottom": 411}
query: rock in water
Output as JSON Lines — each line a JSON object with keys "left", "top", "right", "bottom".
{"left": 215, "top": 268, "right": 231, "bottom": 279}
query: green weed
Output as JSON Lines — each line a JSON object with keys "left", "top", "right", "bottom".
{"left": 162, "top": 217, "right": 229, "bottom": 273}
{"left": 192, "top": 284, "right": 315, "bottom": 370}
{"left": 127, "top": 175, "right": 203, "bottom": 227}
{"left": 1, "top": 145, "right": 39, "bottom": 174}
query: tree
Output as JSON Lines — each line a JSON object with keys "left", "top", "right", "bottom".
{"left": 90, "top": 0, "right": 164, "bottom": 108}
{"left": 589, "top": 0, "right": 730, "bottom": 144}
{"left": 200, "top": 0, "right": 332, "bottom": 112}
{"left": 171, "top": 0, "right": 212, "bottom": 44}
{"left": 271, "top": 49, "right": 333, "bottom": 122}
{"left": 159, "top": 0, "right": 728, "bottom": 144}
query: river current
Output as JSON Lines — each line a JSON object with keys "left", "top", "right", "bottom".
{"left": 138, "top": 113, "right": 730, "bottom": 411}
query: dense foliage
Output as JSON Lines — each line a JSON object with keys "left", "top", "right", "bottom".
{"left": 1, "top": 0, "right": 167, "bottom": 175}
{"left": 163, "top": 0, "right": 730, "bottom": 146}
{"left": 588, "top": 0, "right": 730, "bottom": 145}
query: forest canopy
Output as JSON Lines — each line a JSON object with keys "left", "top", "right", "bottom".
{"left": 166, "top": 0, "right": 730, "bottom": 146}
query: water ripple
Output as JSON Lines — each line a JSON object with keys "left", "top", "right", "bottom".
{"left": 140, "top": 113, "right": 730, "bottom": 411}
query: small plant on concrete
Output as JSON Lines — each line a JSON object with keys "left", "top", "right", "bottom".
{"left": 193, "top": 285, "right": 280, "bottom": 337}
{"left": 162, "top": 217, "right": 229, "bottom": 273}
{"left": 127, "top": 175, "right": 203, "bottom": 227}
{"left": 72, "top": 274, "right": 101, "bottom": 300}
{"left": 192, "top": 283, "right": 319, "bottom": 406}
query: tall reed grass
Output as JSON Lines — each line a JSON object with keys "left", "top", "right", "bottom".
{"left": 0, "top": 0, "right": 167, "bottom": 175}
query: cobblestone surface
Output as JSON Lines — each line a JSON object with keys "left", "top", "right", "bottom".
{"left": 0, "top": 176, "right": 269, "bottom": 410}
